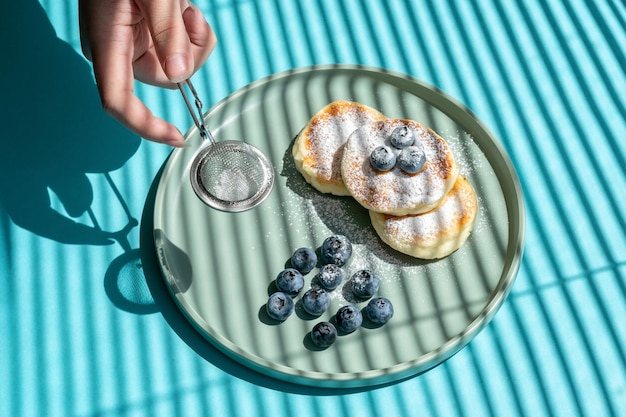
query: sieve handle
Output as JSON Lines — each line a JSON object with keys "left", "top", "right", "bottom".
{"left": 178, "top": 80, "right": 216, "bottom": 144}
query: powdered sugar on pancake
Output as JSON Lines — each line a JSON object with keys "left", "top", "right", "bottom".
{"left": 370, "top": 176, "right": 478, "bottom": 259}
{"left": 379, "top": 179, "right": 475, "bottom": 242}
{"left": 342, "top": 119, "right": 459, "bottom": 215}
{"left": 293, "top": 101, "right": 385, "bottom": 193}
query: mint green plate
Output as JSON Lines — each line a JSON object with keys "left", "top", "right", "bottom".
{"left": 153, "top": 65, "right": 525, "bottom": 388}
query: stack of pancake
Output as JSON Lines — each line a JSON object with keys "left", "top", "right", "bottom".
{"left": 292, "top": 100, "right": 478, "bottom": 260}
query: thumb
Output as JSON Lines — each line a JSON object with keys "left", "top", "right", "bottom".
{"left": 137, "top": 0, "right": 193, "bottom": 83}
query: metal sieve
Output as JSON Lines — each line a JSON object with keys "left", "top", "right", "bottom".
{"left": 178, "top": 80, "right": 274, "bottom": 212}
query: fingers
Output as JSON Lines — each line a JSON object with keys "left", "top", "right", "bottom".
{"left": 78, "top": 0, "right": 217, "bottom": 146}
{"left": 132, "top": 2, "right": 216, "bottom": 87}
{"left": 136, "top": 0, "right": 194, "bottom": 83}
{"left": 86, "top": 12, "right": 184, "bottom": 145}
{"left": 98, "top": 78, "right": 186, "bottom": 146}
{"left": 183, "top": 4, "right": 217, "bottom": 71}
{"left": 102, "top": 90, "right": 185, "bottom": 146}
{"left": 93, "top": 40, "right": 185, "bottom": 145}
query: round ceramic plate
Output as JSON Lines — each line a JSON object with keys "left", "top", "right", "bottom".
{"left": 153, "top": 65, "right": 525, "bottom": 388}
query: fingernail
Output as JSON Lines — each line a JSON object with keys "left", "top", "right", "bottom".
{"left": 168, "top": 138, "right": 187, "bottom": 148}
{"left": 172, "top": 133, "right": 189, "bottom": 148}
{"left": 164, "top": 54, "right": 189, "bottom": 83}
{"left": 183, "top": 3, "right": 202, "bottom": 22}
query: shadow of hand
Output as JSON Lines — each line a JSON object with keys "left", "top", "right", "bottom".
{"left": 0, "top": 1, "right": 141, "bottom": 245}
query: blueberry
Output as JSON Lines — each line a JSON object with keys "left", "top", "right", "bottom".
{"left": 364, "top": 296, "right": 394, "bottom": 325}
{"left": 315, "top": 263, "right": 344, "bottom": 291}
{"left": 302, "top": 288, "right": 330, "bottom": 316}
{"left": 310, "top": 321, "right": 337, "bottom": 348}
{"left": 290, "top": 247, "right": 317, "bottom": 274}
{"left": 335, "top": 305, "right": 363, "bottom": 333}
{"left": 266, "top": 292, "right": 295, "bottom": 321}
{"left": 370, "top": 145, "right": 397, "bottom": 171}
{"left": 397, "top": 145, "right": 426, "bottom": 174}
{"left": 389, "top": 126, "right": 415, "bottom": 148}
{"left": 350, "top": 269, "right": 380, "bottom": 299}
{"left": 320, "top": 235, "right": 352, "bottom": 266}
{"left": 275, "top": 268, "right": 305, "bottom": 297}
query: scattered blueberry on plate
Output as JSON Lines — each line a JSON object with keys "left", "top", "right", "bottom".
{"left": 315, "top": 263, "right": 344, "bottom": 290}
{"left": 310, "top": 321, "right": 337, "bottom": 348}
{"left": 301, "top": 288, "right": 330, "bottom": 316}
{"left": 364, "top": 296, "right": 394, "bottom": 325}
{"left": 389, "top": 125, "right": 415, "bottom": 148}
{"left": 266, "top": 292, "right": 295, "bottom": 321}
{"left": 320, "top": 235, "right": 352, "bottom": 266}
{"left": 290, "top": 247, "right": 317, "bottom": 274}
{"left": 335, "top": 305, "right": 363, "bottom": 333}
{"left": 350, "top": 269, "right": 380, "bottom": 300}
{"left": 275, "top": 268, "right": 305, "bottom": 297}
{"left": 397, "top": 145, "right": 426, "bottom": 174}
{"left": 370, "top": 145, "right": 397, "bottom": 171}
{"left": 264, "top": 236, "right": 394, "bottom": 348}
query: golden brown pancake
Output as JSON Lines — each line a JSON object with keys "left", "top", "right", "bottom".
{"left": 292, "top": 100, "right": 386, "bottom": 195}
{"left": 341, "top": 119, "right": 459, "bottom": 215}
{"left": 369, "top": 176, "right": 478, "bottom": 259}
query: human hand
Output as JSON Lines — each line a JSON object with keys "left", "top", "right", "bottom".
{"left": 79, "top": 0, "right": 217, "bottom": 146}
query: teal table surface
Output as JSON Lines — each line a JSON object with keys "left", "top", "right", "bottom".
{"left": 1, "top": 1, "right": 625, "bottom": 416}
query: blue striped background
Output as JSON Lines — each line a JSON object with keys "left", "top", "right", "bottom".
{"left": 1, "top": 1, "right": 625, "bottom": 416}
